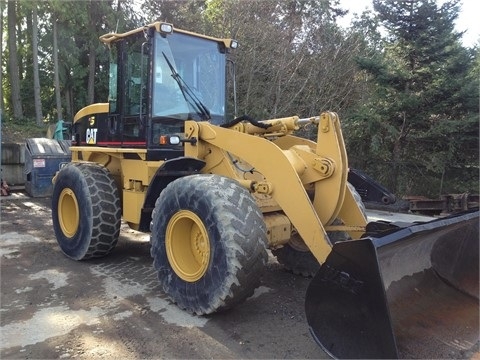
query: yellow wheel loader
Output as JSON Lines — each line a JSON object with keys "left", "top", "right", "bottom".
{"left": 51, "top": 22, "right": 479, "bottom": 359}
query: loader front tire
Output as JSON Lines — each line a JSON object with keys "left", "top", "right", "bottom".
{"left": 51, "top": 163, "right": 121, "bottom": 260}
{"left": 150, "top": 174, "right": 268, "bottom": 315}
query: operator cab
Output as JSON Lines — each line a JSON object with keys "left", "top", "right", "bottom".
{"left": 72, "top": 22, "right": 237, "bottom": 161}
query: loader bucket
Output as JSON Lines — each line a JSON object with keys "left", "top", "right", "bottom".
{"left": 305, "top": 210, "right": 479, "bottom": 359}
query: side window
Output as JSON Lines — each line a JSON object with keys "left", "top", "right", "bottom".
{"left": 124, "top": 118, "right": 140, "bottom": 138}
{"left": 108, "top": 47, "right": 118, "bottom": 113}
{"left": 124, "top": 37, "right": 149, "bottom": 116}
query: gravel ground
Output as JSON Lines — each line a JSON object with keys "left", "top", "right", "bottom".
{"left": 0, "top": 192, "right": 326, "bottom": 359}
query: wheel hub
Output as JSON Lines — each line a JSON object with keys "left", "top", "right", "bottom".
{"left": 166, "top": 210, "right": 211, "bottom": 282}
{"left": 58, "top": 188, "right": 80, "bottom": 238}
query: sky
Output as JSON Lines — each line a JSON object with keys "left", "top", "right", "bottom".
{"left": 337, "top": 0, "right": 480, "bottom": 47}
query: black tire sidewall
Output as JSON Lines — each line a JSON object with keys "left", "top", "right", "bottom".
{"left": 52, "top": 164, "right": 93, "bottom": 260}
{"left": 151, "top": 175, "right": 267, "bottom": 314}
{"left": 156, "top": 199, "right": 228, "bottom": 311}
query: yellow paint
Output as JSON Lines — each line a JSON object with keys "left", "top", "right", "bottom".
{"left": 67, "top": 112, "right": 366, "bottom": 264}
{"left": 166, "top": 210, "right": 211, "bottom": 282}
{"left": 183, "top": 112, "right": 367, "bottom": 263}
{"left": 123, "top": 189, "right": 145, "bottom": 225}
{"left": 73, "top": 103, "right": 109, "bottom": 123}
{"left": 58, "top": 188, "right": 80, "bottom": 238}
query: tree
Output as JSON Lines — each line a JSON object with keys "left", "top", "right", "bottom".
{"left": 347, "top": 0, "right": 478, "bottom": 195}
{"left": 142, "top": 0, "right": 207, "bottom": 30}
{"left": 197, "top": 0, "right": 364, "bottom": 120}
{"left": 87, "top": 17, "right": 96, "bottom": 104}
{"left": 32, "top": 5, "right": 43, "bottom": 125}
{"left": 0, "top": 0, "right": 3, "bottom": 119}
{"left": 1, "top": 0, "right": 132, "bottom": 123}
{"left": 7, "top": 1, "right": 23, "bottom": 120}
{"left": 52, "top": 12, "right": 63, "bottom": 120}
{"left": 86, "top": 1, "right": 123, "bottom": 105}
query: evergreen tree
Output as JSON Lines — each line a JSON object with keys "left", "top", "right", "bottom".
{"left": 347, "top": 0, "right": 478, "bottom": 196}
{"left": 32, "top": 5, "right": 43, "bottom": 125}
{"left": 7, "top": 1, "right": 23, "bottom": 120}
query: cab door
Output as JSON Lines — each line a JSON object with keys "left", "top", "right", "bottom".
{"left": 109, "top": 33, "right": 151, "bottom": 147}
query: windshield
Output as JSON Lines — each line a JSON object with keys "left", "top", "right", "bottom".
{"left": 152, "top": 32, "right": 226, "bottom": 123}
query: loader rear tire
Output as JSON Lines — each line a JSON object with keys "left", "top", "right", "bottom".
{"left": 272, "top": 183, "right": 365, "bottom": 277}
{"left": 51, "top": 162, "right": 121, "bottom": 260}
{"left": 272, "top": 221, "right": 348, "bottom": 277}
{"left": 348, "top": 182, "right": 367, "bottom": 218}
{"left": 150, "top": 174, "right": 268, "bottom": 315}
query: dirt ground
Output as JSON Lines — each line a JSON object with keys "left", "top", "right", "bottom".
{"left": 0, "top": 191, "right": 327, "bottom": 359}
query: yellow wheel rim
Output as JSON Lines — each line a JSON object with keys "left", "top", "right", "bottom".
{"left": 58, "top": 188, "right": 80, "bottom": 238}
{"left": 166, "top": 210, "right": 211, "bottom": 282}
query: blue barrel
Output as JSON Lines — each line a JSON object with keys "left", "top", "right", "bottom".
{"left": 24, "top": 138, "right": 71, "bottom": 197}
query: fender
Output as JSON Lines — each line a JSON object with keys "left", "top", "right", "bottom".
{"left": 138, "top": 157, "right": 206, "bottom": 231}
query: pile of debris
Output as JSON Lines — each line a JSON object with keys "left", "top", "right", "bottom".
{"left": 1, "top": 179, "right": 9, "bottom": 196}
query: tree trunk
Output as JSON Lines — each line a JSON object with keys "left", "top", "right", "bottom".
{"left": 87, "top": 41, "right": 96, "bottom": 104}
{"left": 87, "top": 1, "right": 96, "bottom": 104}
{"left": 32, "top": 6, "right": 43, "bottom": 125}
{"left": 7, "top": 1, "right": 23, "bottom": 120}
{"left": 0, "top": 0, "right": 4, "bottom": 118}
{"left": 391, "top": 139, "right": 402, "bottom": 194}
{"left": 65, "top": 87, "right": 72, "bottom": 120}
{"left": 53, "top": 15, "right": 63, "bottom": 120}
{"left": 390, "top": 111, "right": 409, "bottom": 194}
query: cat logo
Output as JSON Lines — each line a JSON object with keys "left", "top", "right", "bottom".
{"left": 86, "top": 128, "right": 98, "bottom": 144}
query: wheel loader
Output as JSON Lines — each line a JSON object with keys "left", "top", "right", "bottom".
{"left": 51, "top": 22, "right": 479, "bottom": 359}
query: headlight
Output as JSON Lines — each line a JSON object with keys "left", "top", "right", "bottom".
{"left": 160, "top": 23, "right": 173, "bottom": 34}
{"left": 169, "top": 135, "right": 181, "bottom": 145}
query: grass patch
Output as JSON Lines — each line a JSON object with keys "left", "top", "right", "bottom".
{"left": 1, "top": 118, "right": 51, "bottom": 143}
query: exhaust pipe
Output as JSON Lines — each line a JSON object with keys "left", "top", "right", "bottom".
{"left": 305, "top": 211, "right": 479, "bottom": 359}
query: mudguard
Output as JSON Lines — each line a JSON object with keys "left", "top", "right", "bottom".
{"left": 305, "top": 210, "right": 479, "bottom": 359}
